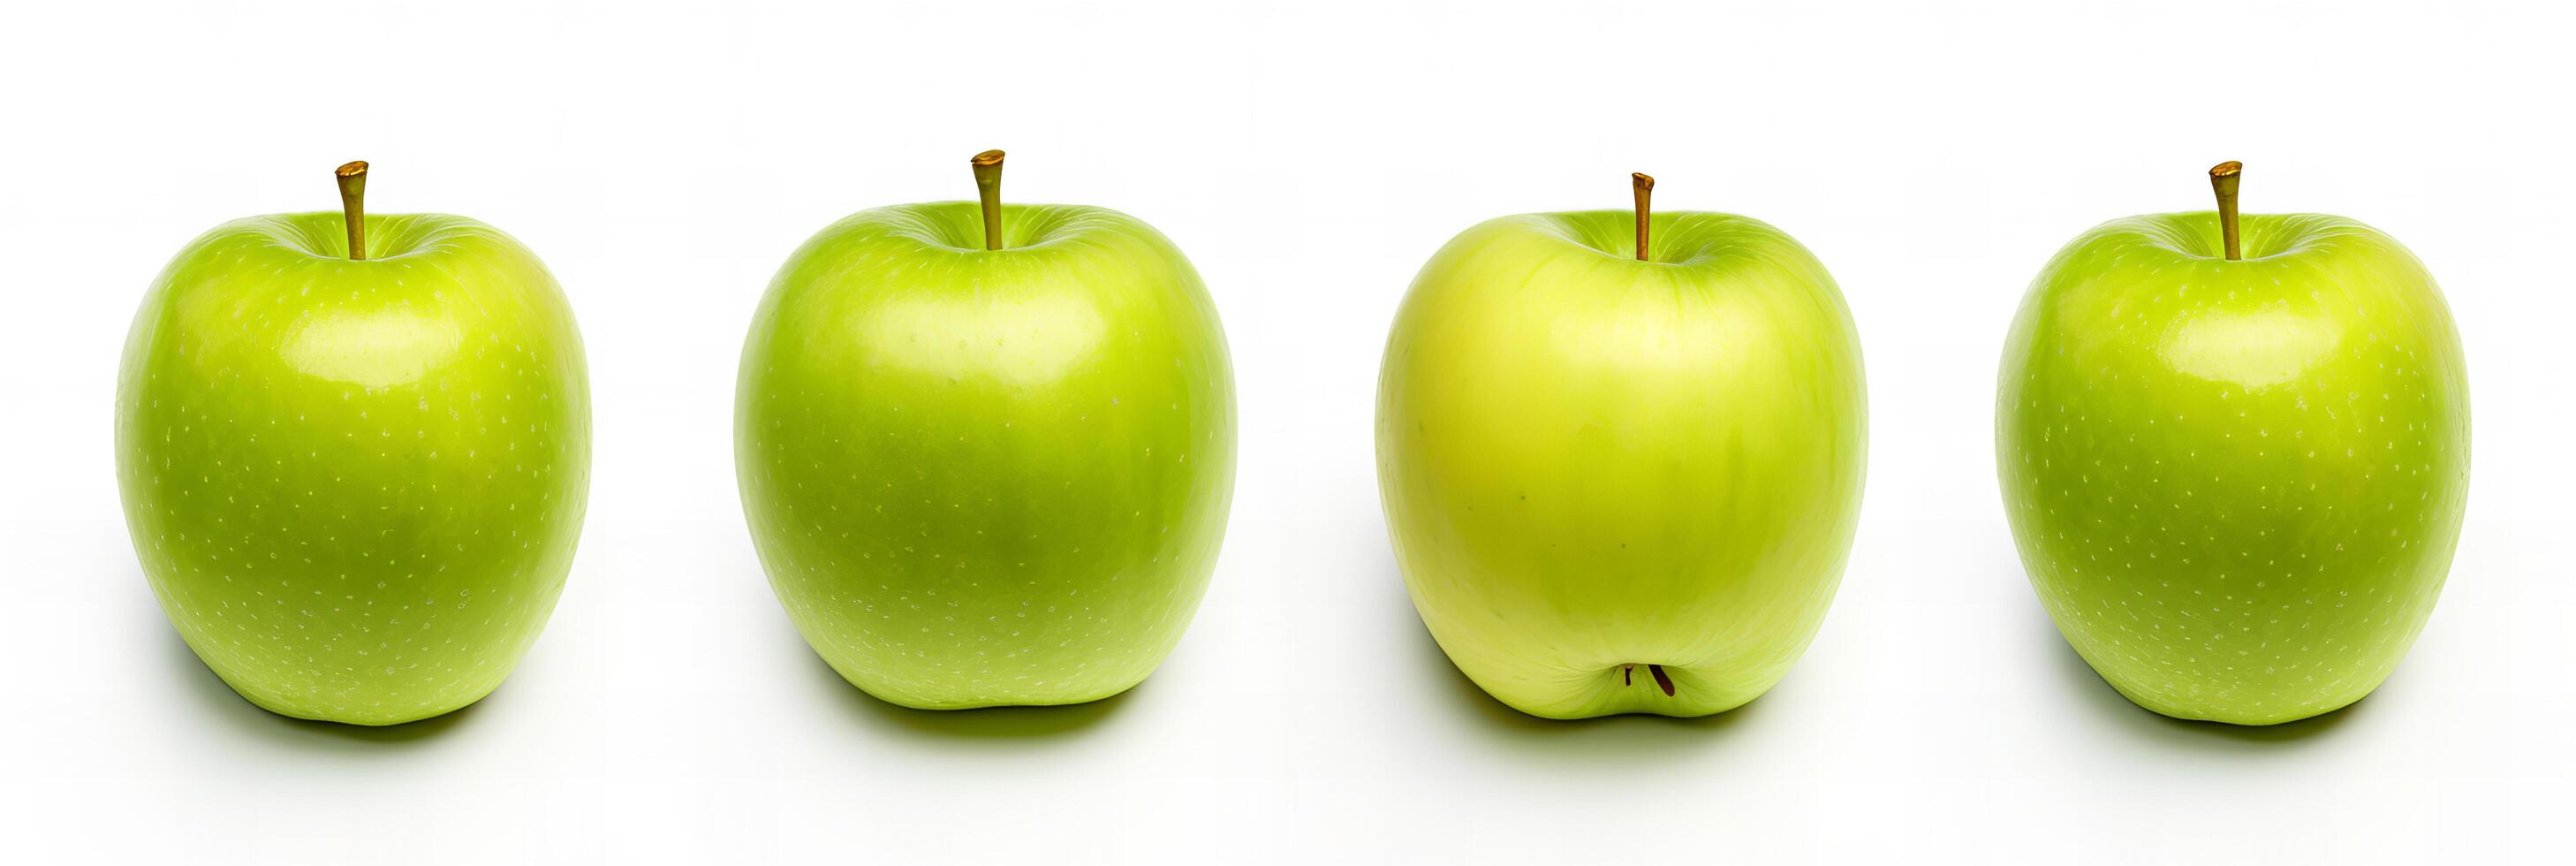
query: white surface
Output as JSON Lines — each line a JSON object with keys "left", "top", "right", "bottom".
{"left": 3, "top": 1, "right": 2571, "bottom": 862}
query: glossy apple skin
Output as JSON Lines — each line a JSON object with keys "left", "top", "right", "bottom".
{"left": 738, "top": 201, "right": 1235, "bottom": 710}
{"left": 1998, "top": 212, "right": 2468, "bottom": 725}
{"left": 117, "top": 213, "right": 589, "bottom": 725}
{"left": 1377, "top": 212, "right": 1867, "bottom": 719}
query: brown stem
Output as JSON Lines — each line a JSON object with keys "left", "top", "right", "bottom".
{"left": 1648, "top": 664, "right": 1675, "bottom": 697}
{"left": 2209, "top": 160, "right": 2242, "bottom": 261}
{"left": 1631, "top": 172, "right": 1655, "bottom": 262}
{"left": 335, "top": 161, "right": 369, "bottom": 261}
{"left": 971, "top": 149, "right": 1006, "bottom": 251}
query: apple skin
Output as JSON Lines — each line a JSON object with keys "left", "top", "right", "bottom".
{"left": 737, "top": 201, "right": 1235, "bottom": 710}
{"left": 1997, "top": 211, "right": 2468, "bottom": 725}
{"left": 117, "top": 213, "right": 589, "bottom": 725}
{"left": 1376, "top": 211, "right": 1867, "bottom": 719}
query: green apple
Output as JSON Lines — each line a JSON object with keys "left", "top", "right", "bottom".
{"left": 736, "top": 151, "right": 1235, "bottom": 710}
{"left": 116, "top": 162, "right": 590, "bottom": 725}
{"left": 1376, "top": 174, "right": 1868, "bottom": 719}
{"left": 1997, "top": 162, "right": 2468, "bottom": 725}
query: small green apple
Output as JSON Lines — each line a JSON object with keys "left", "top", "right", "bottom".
{"left": 116, "top": 162, "right": 590, "bottom": 725}
{"left": 737, "top": 151, "right": 1235, "bottom": 710}
{"left": 1376, "top": 174, "right": 1868, "bottom": 719}
{"left": 1997, "top": 162, "right": 2469, "bottom": 725}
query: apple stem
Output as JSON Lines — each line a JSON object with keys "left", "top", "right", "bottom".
{"left": 972, "top": 149, "right": 1006, "bottom": 251}
{"left": 2209, "top": 160, "right": 2243, "bottom": 261}
{"left": 335, "top": 161, "right": 369, "bottom": 261}
{"left": 1631, "top": 172, "right": 1655, "bottom": 262}
{"left": 1623, "top": 665, "right": 1634, "bottom": 686}
{"left": 1648, "top": 664, "right": 1675, "bottom": 697}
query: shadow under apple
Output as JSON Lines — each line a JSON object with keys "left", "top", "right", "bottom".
{"left": 2034, "top": 613, "right": 2363, "bottom": 748}
{"left": 792, "top": 634, "right": 1133, "bottom": 744}
{"left": 162, "top": 630, "right": 481, "bottom": 749}
{"left": 1385, "top": 573, "right": 1775, "bottom": 765}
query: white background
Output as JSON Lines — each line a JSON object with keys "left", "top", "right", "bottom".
{"left": 3, "top": 0, "right": 2570, "bottom": 862}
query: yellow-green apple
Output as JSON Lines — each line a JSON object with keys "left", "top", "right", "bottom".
{"left": 1377, "top": 174, "right": 1868, "bottom": 719}
{"left": 737, "top": 151, "right": 1235, "bottom": 710}
{"left": 1997, "top": 162, "right": 2469, "bottom": 725}
{"left": 117, "top": 162, "right": 590, "bottom": 725}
